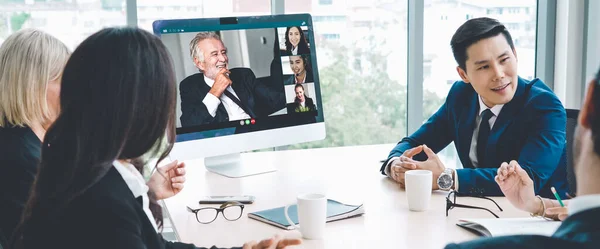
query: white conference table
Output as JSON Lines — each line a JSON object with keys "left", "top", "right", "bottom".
{"left": 162, "top": 144, "right": 531, "bottom": 249}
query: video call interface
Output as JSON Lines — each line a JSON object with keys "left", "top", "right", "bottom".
{"left": 159, "top": 25, "right": 322, "bottom": 138}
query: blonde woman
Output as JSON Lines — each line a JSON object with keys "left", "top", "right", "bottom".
{"left": 0, "top": 29, "right": 69, "bottom": 243}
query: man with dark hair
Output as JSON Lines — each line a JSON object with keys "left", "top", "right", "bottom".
{"left": 382, "top": 17, "right": 568, "bottom": 198}
{"left": 445, "top": 68, "right": 600, "bottom": 249}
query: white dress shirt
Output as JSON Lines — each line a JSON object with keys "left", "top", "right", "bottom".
{"left": 568, "top": 194, "right": 600, "bottom": 216}
{"left": 385, "top": 95, "right": 504, "bottom": 191}
{"left": 201, "top": 76, "right": 251, "bottom": 121}
{"left": 291, "top": 46, "right": 298, "bottom": 55}
{"left": 113, "top": 160, "right": 158, "bottom": 232}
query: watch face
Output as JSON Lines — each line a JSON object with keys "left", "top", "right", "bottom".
{"left": 438, "top": 174, "right": 453, "bottom": 189}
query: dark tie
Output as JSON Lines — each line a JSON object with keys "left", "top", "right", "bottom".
{"left": 222, "top": 89, "right": 256, "bottom": 118}
{"left": 477, "top": 109, "right": 494, "bottom": 167}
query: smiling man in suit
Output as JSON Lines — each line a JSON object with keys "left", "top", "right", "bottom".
{"left": 445, "top": 68, "right": 600, "bottom": 249}
{"left": 180, "top": 32, "right": 284, "bottom": 127}
{"left": 382, "top": 17, "right": 568, "bottom": 198}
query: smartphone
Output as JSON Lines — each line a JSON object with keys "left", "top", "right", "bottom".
{"left": 199, "top": 195, "right": 255, "bottom": 204}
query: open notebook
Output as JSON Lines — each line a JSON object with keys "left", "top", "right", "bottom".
{"left": 248, "top": 199, "right": 364, "bottom": 230}
{"left": 457, "top": 217, "right": 562, "bottom": 237}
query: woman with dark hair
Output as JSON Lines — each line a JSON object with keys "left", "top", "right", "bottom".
{"left": 285, "top": 54, "right": 314, "bottom": 85}
{"left": 10, "top": 27, "right": 300, "bottom": 249}
{"left": 284, "top": 26, "right": 309, "bottom": 55}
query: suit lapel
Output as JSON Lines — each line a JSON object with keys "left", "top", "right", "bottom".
{"left": 457, "top": 89, "right": 478, "bottom": 169}
{"left": 484, "top": 78, "right": 533, "bottom": 164}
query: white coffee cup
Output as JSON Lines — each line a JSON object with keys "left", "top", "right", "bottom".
{"left": 405, "top": 170, "right": 432, "bottom": 211}
{"left": 284, "top": 193, "right": 327, "bottom": 240}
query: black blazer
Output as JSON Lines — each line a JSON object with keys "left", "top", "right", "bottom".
{"left": 287, "top": 97, "right": 317, "bottom": 113}
{"left": 18, "top": 166, "right": 240, "bottom": 249}
{"left": 0, "top": 126, "right": 41, "bottom": 244}
{"left": 284, "top": 71, "right": 314, "bottom": 85}
{"left": 179, "top": 68, "right": 284, "bottom": 127}
{"left": 281, "top": 45, "right": 310, "bottom": 56}
{"left": 445, "top": 207, "right": 600, "bottom": 249}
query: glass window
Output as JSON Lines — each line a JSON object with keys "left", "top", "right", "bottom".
{"left": 0, "top": 0, "right": 126, "bottom": 51}
{"left": 422, "top": 0, "right": 537, "bottom": 166}
{"left": 285, "top": 0, "right": 409, "bottom": 149}
{"left": 137, "top": 0, "right": 271, "bottom": 32}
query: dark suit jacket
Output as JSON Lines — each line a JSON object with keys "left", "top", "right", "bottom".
{"left": 445, "top": 207, "right": 600, "bottom": 249}
{"left": 381, "top": 77, "right": 568, "bottom": 198}
{"left": 0, "top": 125, "right": 40, "bottom": 244}
{"left": 287, "top": 97, "right": 317, "bottom": 113}
{"left": 281, "top": 45, "right": 310, "bottom": 56}
{"left": 18, "top": 166, "right": 240, "bottom": 249}
{"left": 284, "top": 71, "right": 314, "bottom": 85}
{"left": 179, "top": 68, "right": 284, "bottom": 127}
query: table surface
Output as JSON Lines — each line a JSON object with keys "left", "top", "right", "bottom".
{"left": 162, "top": 144, "right": 530, "bottom": 249}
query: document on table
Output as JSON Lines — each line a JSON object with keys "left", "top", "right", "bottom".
{"left": 457, "top": 217, "right": 562, "bottom": 237}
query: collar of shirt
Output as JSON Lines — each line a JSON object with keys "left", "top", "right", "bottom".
{"left": 113, "top": 160, "right": 148, "bottom": 198}
{"left": 292, "top": 46, "right": 298, "bottom": 55}
{"left": 113, "top": 160, "right": 158, "bottom": 232}
{"left": 568, "top": 194, "right": 600, "bottom": 216}
{"left": 296, "top": 74, "right": 306, "bottom": 84}
{"left": 478, "top": 95, "right": 504, "bottom": 117}
{"left": 204, "top": 75, "right": 215, "bottom": 87}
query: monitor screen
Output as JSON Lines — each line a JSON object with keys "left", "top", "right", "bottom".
{"left": 153, "top": 14, "right": 324, "bottom": 143}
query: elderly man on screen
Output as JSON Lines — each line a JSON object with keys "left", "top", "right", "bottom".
{"left": 179, "top": 32, "right": 283, "bottom": 126}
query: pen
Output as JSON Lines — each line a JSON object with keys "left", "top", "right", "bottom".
{"left": 551, "top": 187, "right": 565, "bottom": 207}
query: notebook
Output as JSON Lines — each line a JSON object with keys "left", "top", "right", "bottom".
{"left": 457, "top": 217, "right": 562, "bottom": 237}
{"left": 248, "top": 199, "right": 365, "bottom": 230}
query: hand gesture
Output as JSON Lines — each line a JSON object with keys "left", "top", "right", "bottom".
{"left": 147, "top": 160, "right": 186, "bottom": 200}
{"left": 396, "top": 145, "right": 446, "bottom": 190}
{"left": 390, "top": 145, "right": 424, "bottom": 186}
{"left": 242, "top": 235, "right": 302, "bottom": 249}
{"left": 209, "top": 68, "right": 232, "bottom": 98}
{"left": 495, "top": 160, "right": 538, "bottom": 213}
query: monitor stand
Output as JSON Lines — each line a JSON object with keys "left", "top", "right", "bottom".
{"left": 204, "top": 153, "right": 277, "bottom": 178}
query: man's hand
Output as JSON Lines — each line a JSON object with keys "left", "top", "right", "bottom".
{"left": 242, "top": 235, "right": 302, "bottom": 249}
{"left": 208, "top": 68, "right": 232, "bottom": 98}
{"left": 390, "top": 145, "right": 424, "bottom": 187}
{"left": 391, "top": 145, "right": 445, "bottom": 190}
{"left": 147, "top": 160, "right": 186, "bottom": 200}
{"left": 408, "top": 145, "right": 445, "bottom": 190}
{"left": 495, "top": 160, "right": 538, "bottom": 213}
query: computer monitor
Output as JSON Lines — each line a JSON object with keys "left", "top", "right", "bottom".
{"left": 153, "top": 14, "right": 325, "bottom": 178}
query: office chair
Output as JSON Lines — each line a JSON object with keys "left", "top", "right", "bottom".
{"left": 565, "top": 109, "right": 579, "bottom": 196}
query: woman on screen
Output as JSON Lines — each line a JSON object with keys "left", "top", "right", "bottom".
{"left": 284, "top": 26, "right": 310, "bottom": 55}
{"left": 285, "top": 54, "right": 314, "bottom": 85}
{"left": 11, "top": 27, "right": 300, "bottom": 249}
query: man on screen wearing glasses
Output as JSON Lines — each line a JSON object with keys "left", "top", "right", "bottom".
{"left": 382, "top": 17, "right": 568, "bottom": 199}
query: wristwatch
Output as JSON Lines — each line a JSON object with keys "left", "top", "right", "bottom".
{"left": 437, "top": 168, "right": 454, "bottom": 190}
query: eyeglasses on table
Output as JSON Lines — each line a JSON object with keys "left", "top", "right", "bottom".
{"left": 187, "top": 201, "right": 245, "bottom": 224}
{"left": 446, "top": 190, "right": 503, "bottom": 218}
